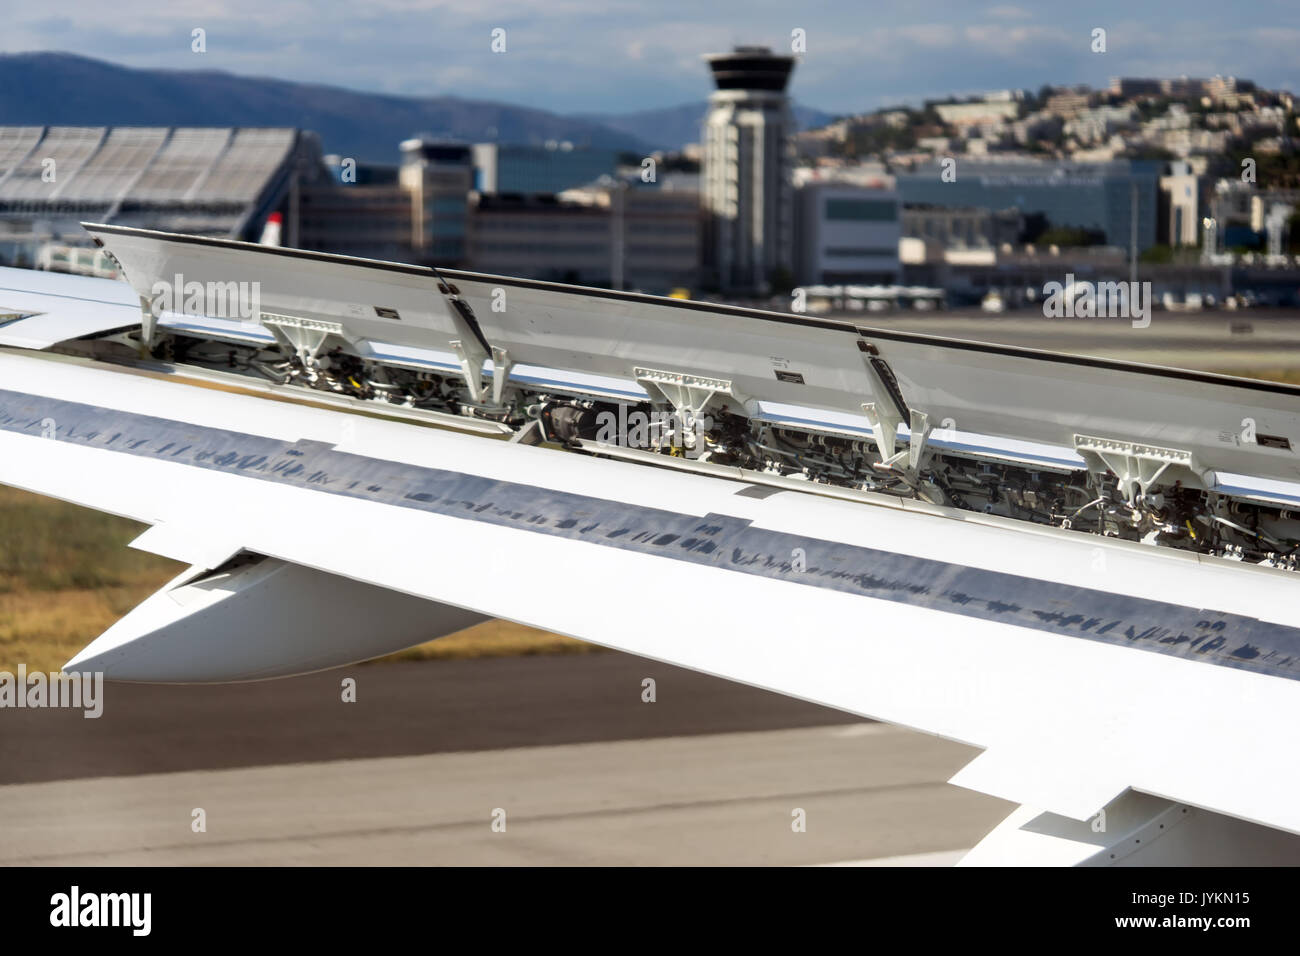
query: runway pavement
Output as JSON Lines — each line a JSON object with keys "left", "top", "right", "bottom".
{"left": 0, "top": 653, "right": 1012, "bottom": 865}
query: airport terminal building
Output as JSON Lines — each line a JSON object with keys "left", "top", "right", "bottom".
{"left": 0, "top": 126, "right": 317, "bottom": 264}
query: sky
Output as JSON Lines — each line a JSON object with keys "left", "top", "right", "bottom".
{"left": 5, "top": 0, "right": 1300, "bottom": 116}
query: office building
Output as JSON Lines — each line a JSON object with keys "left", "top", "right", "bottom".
{"left": 471, "top": 143, "right": 623, "bottom": 195}
{"left": 894, "top": 159, "right": 1161, "bottom": 252}
{"left": 470, "top": 180, "right": 701, "bottom": 293}
{"left": 400, "top": 138, "right": 472, "bottom": 266}
{"left": 794, "top": 180, "right": 901, "bottom": 285}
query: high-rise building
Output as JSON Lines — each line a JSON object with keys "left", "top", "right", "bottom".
{"left": 702, "top": 46, "right": 796, "bottom": 293}
{"left": 1158, "top": 161, "right": 1200, "bottom": 247}
{"left": 399, "top": 138, "right": 472, "bottom": 266}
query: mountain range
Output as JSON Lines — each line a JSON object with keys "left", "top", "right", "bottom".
{"left": 0, "top": 52, "right": 834, "bottom": 162}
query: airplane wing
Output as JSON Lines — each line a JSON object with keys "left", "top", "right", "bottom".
{"left": 2, "top": 225, "right": 1300, "bottom": 866}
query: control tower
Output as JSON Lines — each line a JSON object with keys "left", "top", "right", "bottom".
{"left": 702, "top": 46, "right": 797, "bottom": 293}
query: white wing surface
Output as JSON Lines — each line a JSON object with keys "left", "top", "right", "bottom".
{"left": 3, "top": 244, "right": 1300, "bottom": 865}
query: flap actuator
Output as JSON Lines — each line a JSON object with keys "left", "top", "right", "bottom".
{"left": 858, "top": 338, "right": 934, "bottom": 481}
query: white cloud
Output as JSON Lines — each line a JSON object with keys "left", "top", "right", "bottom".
{"left": 985, "top": 5, "right": 1032, "bottom": 20}
{"left": 2, "top": 1, "right": 1297, "bottom": 114}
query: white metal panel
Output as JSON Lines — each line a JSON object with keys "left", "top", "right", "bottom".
{"left": 0, "top": 266, "right": 138, "bottom": 348}
{"left": 83, "top": 225, "right": 470, "bottom": 352}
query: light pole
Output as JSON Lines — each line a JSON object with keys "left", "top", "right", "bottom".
{"left": 1129, "top": 179, "right": 1138, "bottom": 286}
{"left": 611, "top": 179, "right": 627, "bottom": 292}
